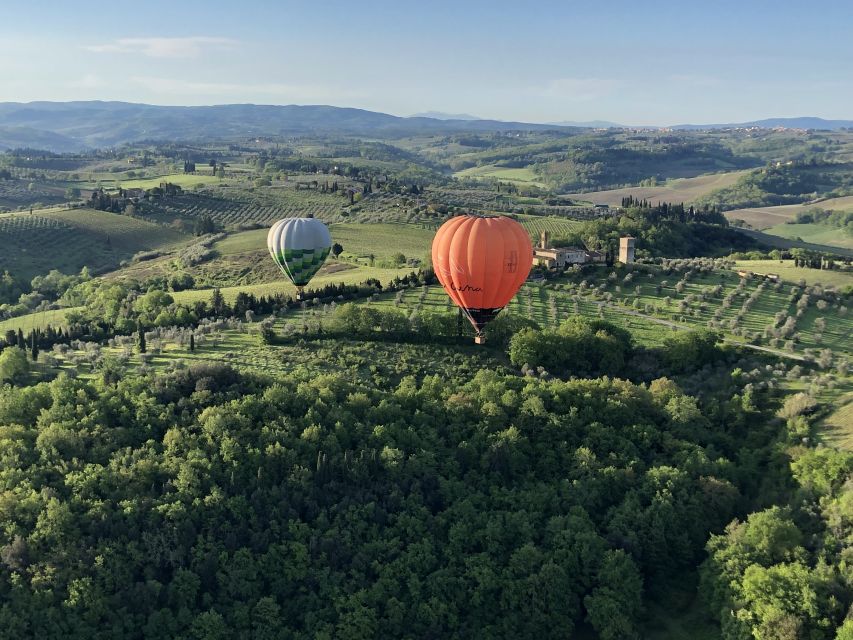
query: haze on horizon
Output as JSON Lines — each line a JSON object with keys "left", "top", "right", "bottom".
{"left": 1, "top": 0, "right": 851, "bottom": 127}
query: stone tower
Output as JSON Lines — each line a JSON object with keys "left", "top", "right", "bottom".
{"left": 540, "top": 230, "right": 550, "bottom": 249}
{"left": 619, "top": 236, "right": 635, "bottom": 264}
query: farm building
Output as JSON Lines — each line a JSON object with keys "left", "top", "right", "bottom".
{"left": 533, "top": 231, "right": 601, "bottom": 268}
{"left": 586, "top": 250, "right": 606, "bottom": 264}
{"left": 534, "top": 246, "right": 588, "bottom": 268}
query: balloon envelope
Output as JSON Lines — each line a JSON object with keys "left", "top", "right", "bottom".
{"left": 431, "top": 215, "right": 532, "bottom": 337}
{"left": 267, "top": 217, "right": 332, "bottom": 288}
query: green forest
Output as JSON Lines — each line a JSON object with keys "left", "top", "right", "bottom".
{"left": 0, "top": 330, "right": 849, "bottom": 639}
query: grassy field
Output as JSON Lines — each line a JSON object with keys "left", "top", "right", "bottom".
{"left": 170, "top": 264, "right": 416, "bottom": 304}
{"left": 734, "top": 228, "right": 853, "bottom": 257}
{"left": 0, "top": 307, "right": 81, "bottom": 333}
{"left": 0, "top": 207, "right": 187, "bottom": 279}
{"left": 45, "top": 208, "right": 186, "bottom": 250}
{"left": 454, "top": 165, "right": 549, "bottom": 187}
{"left": 112, "top": 173, "right": 223, "bottom": 190}
{"left": 762, "top": 223, "right": 853, "bottom": 250}
{"left": 567, "top": 170, "right": 749, "bottom": 206}
{"left": 733, "top": 260, "right": 853, "bottom": 288}
{"left": 725, "top": 195, "right": 853, "bottom": 229}
{"left": 214, "top": 221, "right": 434, "bottom": 266}
{"left": 822, "top": 392, "right": 853, "bottom": 450}
{"left": 326, "top": 223, "right": 434, "bottom": 263}
{"left": 725, "top": 203, "right": 813, "bottom": 229}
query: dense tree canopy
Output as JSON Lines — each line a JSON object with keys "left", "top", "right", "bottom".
{"left": 0, "top": 360, "right": 763, "bottom": 638}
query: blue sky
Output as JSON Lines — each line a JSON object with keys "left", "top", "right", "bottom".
{"left": 1, "top": 0, "right": 851, "bottom": 125}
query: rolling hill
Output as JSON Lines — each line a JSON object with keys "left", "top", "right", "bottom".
{"left": 0, "top": 102, "right": 574, "bottom": 150}
{"left": 0, "top": 207, "right": 187, "bottom": 279}
{"left": 567, "top": 170, "right": 750, "bottom": 206}
{"left": 3, "top": 101, "right": 848, "bottom": 152}
{"left": 724, "top": 195, "right": 853, "bottom": 229}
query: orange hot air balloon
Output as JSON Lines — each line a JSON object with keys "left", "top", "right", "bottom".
{"left": 432, "top": 214, "right": 533, "bottom": 344}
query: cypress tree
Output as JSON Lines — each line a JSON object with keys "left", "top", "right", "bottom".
{"left": 211, "top": 288, "right": 226, "bottom": 316}
{"left": 137, "top": 323, "right": 146, "bottom": 354}
{"left": 189, "top": 333, "right": 195, "bottom": 352}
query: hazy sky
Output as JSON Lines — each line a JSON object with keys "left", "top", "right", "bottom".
{"left": 1, "top": 0, "right": 851, "bottom": 125}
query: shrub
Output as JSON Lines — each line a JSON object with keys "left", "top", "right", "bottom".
{"left": 508, "top": 317, "right": 632, "bottom": 377}
{"left": 777, "top": 393, "right": 818, "bottom": 419}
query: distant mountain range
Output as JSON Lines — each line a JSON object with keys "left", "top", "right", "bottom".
{"left": 0, "top": 102, "right": 849, "bottom": 151}
{"left": 410, "top": 111, "right": 482, "bottom": 121}
{"left": 671, "top": 117, "right": 853, "bottom": 130}
{"left": 548, "top": 120, "right": 624, "bottom": 128}
{"left": 0, "top": 102, "right": 576, "bottom": 151}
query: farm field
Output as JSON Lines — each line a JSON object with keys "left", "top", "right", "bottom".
{"left": 724, "top": 195, "right": 853, "bottom": 229}
{"left": 170, "top": 264, "right": 416, "bottom": 304}
{"left": 733, "top": 260, "right": 853, "bottom": 288}
{"left": 0, "top": 307, "right": 80, "bottom": 333}
{"left": 762, "top": 222, "right": 853, "bottom": 250}
{"left": 110, "top": 172, "right": 223, "bottom": 190}
{"left": 453, "top": 164, "right": 548, "bottom": 187}
{"left": 734, "top": 227, "right": 853, "bottom": 257}
{"left": 0, "top": 180, "right": 65, "bottom": 209}
{"left": 140, "top": 188, "right": 347, "bottom": 227}
{"left": 0, "top": 207, "right": 187, "bottom": 279}
{"left": 516, "top": 214, "right": 580, "bottom": 239}
{"left": 214, "top": 222, "right": 433, "bottom": 269}
{"left": 725, "top": 203, "right": 813, "bottom": 229}
{"left": 44, "top": 207, "right": 186, "bottom": 250}
{"left": 567, "top": 170, "right": 749, "bottom": 206}
{"left": 323, "top": 223, "right": 433, "bottom": 264}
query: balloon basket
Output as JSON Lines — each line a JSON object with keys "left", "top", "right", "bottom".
{"left": 474, "top": 335, "right": 487, "bottom": 345}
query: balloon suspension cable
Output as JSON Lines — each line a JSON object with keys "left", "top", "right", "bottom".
{"left": 459, "top": 306, "right": 488, "bottom": 345}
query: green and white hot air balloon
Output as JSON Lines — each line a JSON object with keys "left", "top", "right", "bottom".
{"left": 267, "top": 216, "right": 332, "bottom": 299}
